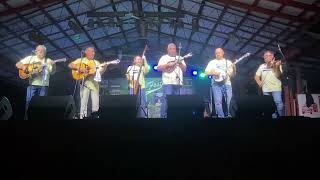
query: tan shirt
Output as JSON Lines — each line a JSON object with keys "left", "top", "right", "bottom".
{"left": 256, "top": 63, "right": 283, "bottom": 92}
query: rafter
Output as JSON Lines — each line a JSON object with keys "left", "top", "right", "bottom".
{"left": 62, "top": 1, "right": 106, "bottom": 58}
{"left": 207, "top": 0, "right": 311, "bottom": 23}
{"left": 0, "top": 0, "right": 67, "bottom": 17}
{"left": 2, "top": 2, "right": 72, "bottom": 59}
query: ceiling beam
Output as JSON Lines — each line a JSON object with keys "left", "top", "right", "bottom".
{"left": 198, "top": 2, "right": 231, "bottom": 56}
{"left": 185, "top": 0, "right": 206, "bottom": 51}
{"left": 172, "top": 0, "right": 184, "bottom": 43}
{"left": 0, "top": 0, "right": 67, "bottom": 17}
{"left": 2, "top": 2, "right": 72, "bottom": 60}
{"left": 62, "top": 1, "right": 105, "bottom": 58}
{"left": 266, "top": 0, "right": 320, "bottom": 12}
{"left": 207, "top": 0, "right": 311, "bottom": 23}
{"left": 110, "top": 0, "right": 129, "bottom": 44}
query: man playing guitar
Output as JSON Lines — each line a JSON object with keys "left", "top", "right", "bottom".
{"left": 15, "top": 45, "right": 56, "bottom": 120}
{"left": 157, "top": 43, "right": 188, "bottom": 118}
{"left": 255, "top": 50, "right": 284, "bottom": 118}
{"left": 68, "top": 47, "right": 108, "bottom": 119}
{"left": 205, "top": 48, "right": 236, "bottom": 118}
{"left": 126, "top": 54, "right": 149, "bottom": 118}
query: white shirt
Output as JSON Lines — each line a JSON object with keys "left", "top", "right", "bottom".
{"left": 205, "top": 58, "right": 233, "bottom": 85}
{"left": 158, "top": 54, "right": 186, "bottom": 85}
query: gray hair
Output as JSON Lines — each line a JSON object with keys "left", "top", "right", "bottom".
{"left": 36, "top": 45, "right": 47, "bottom": 54}
{"left": 167, "top": 43, "right": 176, "bottom": 49}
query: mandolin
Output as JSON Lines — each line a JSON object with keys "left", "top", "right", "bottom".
{"left": 165, "top": 52, "right": 192, "bottom": 73}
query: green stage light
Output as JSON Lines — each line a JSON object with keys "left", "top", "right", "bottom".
{"left": 199, "top": 72, "right": 206, "bottom": 78}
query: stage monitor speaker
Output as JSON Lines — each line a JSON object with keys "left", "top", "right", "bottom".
{"left": 99, "top": 95, "right": 137, "bottom": 119}
{"left": 235, "top": 95, "right": 275, "bottom": 118}
{"left": 0, "top": 96, "right": 13, "bottom": 120}
{"left": 167, "top": 95, "right": 204, "bottom": 119}
{"left": 28, "top": 95, "right": 75, "bottom": 120}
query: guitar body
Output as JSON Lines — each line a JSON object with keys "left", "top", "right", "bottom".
{"left": 19, "top": 63, "right": 43, "bottom": 79}
{"left": 71, "top": 61, "right": 96, "bottom": 80}
{"left": 133, "top": 81, "right": 141, "bottom": 95}
{"left": 72, "top": 59, "right": 120, "bottom": 80}
{"left": 19, "top": 58, "right": 66, "bottom": 79}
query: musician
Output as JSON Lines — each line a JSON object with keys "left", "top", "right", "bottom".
{"left": 255, "top": 50, "right": 284, "bottom": 117}
{"left": 157, "top": 43, "right": 187, "bottom": 118}
{"left": 126, "top": 55, "right": 149, "bottom": 118}
{"left": 205, "top": 48, "right": 235, "bottom": 118}
{"left": 68, "top": 47, "right": 107, "bottom": 119}
{"left": 15, "top": 45, "right": 56, "bottom": 119}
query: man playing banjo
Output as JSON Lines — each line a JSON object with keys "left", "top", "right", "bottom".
{"left": 205, "top": 48, "right": 236, "bottom": 118}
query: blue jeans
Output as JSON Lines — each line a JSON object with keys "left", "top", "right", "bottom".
{"left": 212, "top": 84, "right": 232, "bottom": 118}
{"left": 263, "top": 91, "right": 284, "bottom": 118}
{"left": 130, "top": 88, "right": 147, "bottom": 118}
{"left": 25, "top": 85, "right": 48, "bottom": 119}
{"left": 160, "top": 85, "right": 181, "bottom": 118}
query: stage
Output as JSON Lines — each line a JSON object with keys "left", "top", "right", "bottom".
{"left": 1, "top": 117, "right": 319, "bottom": 179}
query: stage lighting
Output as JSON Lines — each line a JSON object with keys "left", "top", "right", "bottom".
{"left": 199, "top": 72, "right": 206, "bottom": 78}
{"left": 192, "top": 70, "right": 198, "bottom": 76}
{"left": 153, "top": 65, "right": 158, "bottom": 71}
{"left": 68, "top": 20, "right": 82, "bottom": 34}
{"left": 87, "top": 18, "right": 95, "bottom": 28}
{"left": 208, "top": 75, "right": 212, "bottom": 79}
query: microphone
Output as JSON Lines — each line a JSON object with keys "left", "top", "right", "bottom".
{"left": 178, "top": 42, "right": 182, "bottom": 49}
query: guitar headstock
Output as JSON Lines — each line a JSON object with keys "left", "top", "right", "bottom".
{"left": 54, "top": 58, "right": 67, "bottom": 62}
{"left": 107, "top": 59, "right": 121, "bottom": 65}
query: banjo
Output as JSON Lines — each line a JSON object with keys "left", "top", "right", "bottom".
{"left": 213, "top": 53, "right": 250, "bottom": 82}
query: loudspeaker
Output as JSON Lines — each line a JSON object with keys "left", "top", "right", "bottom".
{"left": 234, "top": 95, "right": 275, "bottom": 118}
{"left": 99, "top": 95, "right": 137, "bottom": 119}
{"left": 0, "top": 96, "right": 13, "bottom": 120}
{"left": 28, "top": 95, "right": 75, "bottom": 120}
{"left": 167, "top": 95, "right": 204, "bottom": 119}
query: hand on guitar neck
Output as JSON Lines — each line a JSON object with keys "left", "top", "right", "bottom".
{"left": 71, "top": 59, "right": 120, "bottom": 80}
{"left": 18, "top": 58, "right": 66, "bottom": 79}
{"left": 162, "top": 52, "right": 192, "bottom": 73}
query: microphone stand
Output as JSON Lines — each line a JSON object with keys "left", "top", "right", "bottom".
{"left": 176, "top": 42, "right": 182, "bottom": 95}
{"left": 73, "top": 50, "right": 85, "bottom": 118}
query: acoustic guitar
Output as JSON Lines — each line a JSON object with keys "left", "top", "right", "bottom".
{"left": 19, "top": 58, "right": 66, "bottom": 79}
{"left": 72, "top": 59, "right": 120, "bottom": 80}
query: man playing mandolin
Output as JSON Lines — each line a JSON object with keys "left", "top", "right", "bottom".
{"left": 69, "top": 47, "right": 108, "bottom": 119}
{"left": 205, "top": 48, "right": 236, "bottom": 118}
{"left": 16, "top": 45, "right": 56, "bottom": 120}
{"left": 126, "top": 55, "right": 149, "bottom": 118}
{"left": 157, "top": 43, "right": 189, "bottom": 118}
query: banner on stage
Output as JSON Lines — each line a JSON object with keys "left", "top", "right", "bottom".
{"left": 297, "top": 94, "right": 320, "bottom": 118}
